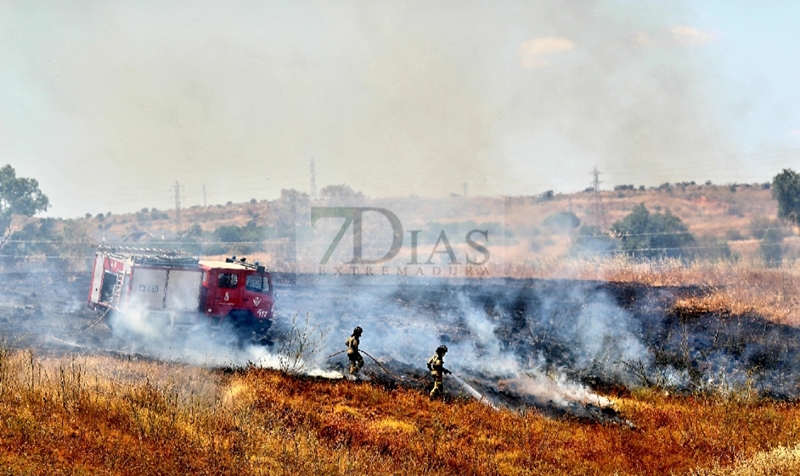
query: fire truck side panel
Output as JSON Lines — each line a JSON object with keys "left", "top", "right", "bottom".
{"left": 164, "top": 269, "right": 203, "bottom": 312}
{"left": 128, "top": 267, "right": 169, "bottom": 311}
{"left": 89, "top": 253, "right": 105, "bottom": 305}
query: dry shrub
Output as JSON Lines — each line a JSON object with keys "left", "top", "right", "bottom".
{"left": 275, "top": 312, "right": 327, "bottom": 374}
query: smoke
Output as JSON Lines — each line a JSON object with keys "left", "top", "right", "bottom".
{"left": 107, "top": 311, "right": 282, "bottom": 369}
{"left": 5, "top": 1, "right": 741, "bottom": 218}
{"left": 272, "top": 278, "right": 632, "bottom": 411}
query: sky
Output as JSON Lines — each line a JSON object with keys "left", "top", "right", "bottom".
{"left": 1, "top": 0, "right": 799, "bottom": 218}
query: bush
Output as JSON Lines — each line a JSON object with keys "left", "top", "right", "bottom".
{"left": 689, "top": 236, "right": 733, "bottom": 261}
{"left": 275, "top": 312, "right": 326, "bottom": 374}
{"left": 749, "top": 216, "right": 782, "bottom": 240}
{"left": 542, "top": 211, "right": 580, "bottom": 232}
{"left": 760, "top": 228, "right": 784, "bottom": 267}
{"left": 610, "top": 204, "right": 694, "bottom": 259}
{"left": 187, "top": 224, "right": 203, "bottom": 237}
{"left": 570, "top": 225, "right": 618, "bottom": 256}
{"left": 725, "top": 229, "right": 745, "bottom": 241}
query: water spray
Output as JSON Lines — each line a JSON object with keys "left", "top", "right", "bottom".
{"left": 451, "top": 373, "right": 498, "bottom": 409}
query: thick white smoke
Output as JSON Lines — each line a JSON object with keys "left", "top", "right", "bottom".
{"left": 272, "top": 278, "right": 633, "bottom": 410}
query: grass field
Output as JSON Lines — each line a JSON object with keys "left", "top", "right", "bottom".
{"left": 1, "top": 346, "right": 800, "bottom": 476}
{"left": 0, "top": 258, "right": 798, "bottom": 474}
{"left": 12, "top": 185, "right": 800, "bottom": 475}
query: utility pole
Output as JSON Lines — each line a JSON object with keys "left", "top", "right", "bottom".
{"left": 463, "top": 182, "right": 468, "bottom": 198}
{"left": 310, "top": 158, "right": 317, "bottom": 200}
{"left": 173, "top": 181, "right": 184, "bottom": 234}
{"left": 202, "top": 184, "right": 208, "bottom": 221}
{"left": 591, "top": 167, "right": 607, "bottom": 229}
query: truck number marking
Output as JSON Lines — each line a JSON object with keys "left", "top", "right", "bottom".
{"left": 138, "top": 285, "right": 160, "bottom": 293}
{"left": 257, "top": 309, "right": 270, "bottom": 317}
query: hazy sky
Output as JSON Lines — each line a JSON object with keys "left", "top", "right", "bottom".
{"left": 2, "top": 1, "right": 799, "bottom": 218}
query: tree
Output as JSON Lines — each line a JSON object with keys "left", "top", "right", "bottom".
{"left": 319, "top": 184, "right": 363, "bottom": 200}
{"left": 610, "top": 204, "right": 694, "bottom": 259}
{"left": 772, "top": 168, "right": 800, "bottom": 227}
{"left": 1, "top": 218, "right": 91, "bottom": 270}
{"left": 537, "top": 190, "right": 554, "bottom": 203}
{"left": 280, "top": 189, "right": 308, "bottom": 202}
{"left": 0, "top": 165, "right": 49, "bottom": 248}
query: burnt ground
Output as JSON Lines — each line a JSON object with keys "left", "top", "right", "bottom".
{"left": 1, "top": 272, "right": 800, "bottom": 414}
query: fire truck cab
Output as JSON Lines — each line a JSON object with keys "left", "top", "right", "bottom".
{"left": 199, "top": 258, "right": 275, "bottom": 331}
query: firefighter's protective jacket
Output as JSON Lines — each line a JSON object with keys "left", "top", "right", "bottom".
{"left": 346, "top": 336, "right": 360, "bottom": 356}
{"left": 427, "top": 353, "right": 447, "bottom": 379}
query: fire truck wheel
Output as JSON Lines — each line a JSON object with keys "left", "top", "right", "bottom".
{"left": 224, "top": 311, "right": 260, "bottom": 346}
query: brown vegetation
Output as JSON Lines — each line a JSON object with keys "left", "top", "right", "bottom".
{"left": 0, "top": 349, "right": 799, "bottom": 475}
{"left": 504, "top": 256, "right": 800, "bottom": 326}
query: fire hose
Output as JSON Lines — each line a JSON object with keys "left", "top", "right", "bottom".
{"left": 325, "top": 348, "right": 495, "bottom": 406}
{"left": 324, "top": 349, "right": 347, "bottom": 359}
{"left": 66, "top": 308, "right": 112, "bottom": 337}
{"left": 326, "top": 348, "right": 429, "bottom": 382}
{"left": 48, "top": 308, "right": 112, "bottom": 348}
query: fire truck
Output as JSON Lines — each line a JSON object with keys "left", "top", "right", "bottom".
{"left": 87, "top": 248, "right": 275, "bottom": 340}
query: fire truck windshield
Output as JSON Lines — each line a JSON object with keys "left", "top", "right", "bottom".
{"left": 246, "top": 275, "right": 272, "bottom": 294}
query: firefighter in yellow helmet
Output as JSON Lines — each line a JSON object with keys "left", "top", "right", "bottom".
{"left": 427, "top": 345, "right": 451, "bottom": 399}
{"left": 346, "top": 326, "right": 364, "bottom": 376}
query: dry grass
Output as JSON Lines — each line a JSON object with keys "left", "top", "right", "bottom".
{"left": 692, "top": 442, "right": 800, "bottom": 476}
{"left": 0, "top": 349, "right": 799, "bottom": 475}
{"left": 506, "top": 256, "right": 800, "bottom": 325}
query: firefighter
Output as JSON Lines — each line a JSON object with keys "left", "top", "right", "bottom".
{"left": 346, "top": 326, "right": 364, "bottom": 377}
{"left": 427, "top": 345, "right": 451, "bottom": 399}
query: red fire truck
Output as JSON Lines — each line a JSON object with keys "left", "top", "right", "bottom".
{"left": 88, "top": 248, "right": 275, "bottom": 340}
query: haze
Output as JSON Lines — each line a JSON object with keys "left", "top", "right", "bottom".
{"left": 2, "top": 1, "right": 799, "bottom": 218}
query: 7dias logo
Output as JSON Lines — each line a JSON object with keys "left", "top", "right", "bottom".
{"left": 311, "top": 207, "right": 492, "bottom": 277}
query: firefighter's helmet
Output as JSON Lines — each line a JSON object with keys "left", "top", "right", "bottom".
{"left": 353, "top": 326, "right": 363, "bottom": 336}
{"left": 436, "top": 345, "right": 448, "bottom": 354}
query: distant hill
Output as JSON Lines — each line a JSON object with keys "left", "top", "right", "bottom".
{"left": 76, "top": 182, "right": 797, "bottom": 267}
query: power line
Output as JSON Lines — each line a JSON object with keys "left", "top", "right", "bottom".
{"left": 310, "top": 158, "right": 317, "bottom": 200}
{"left": 2, "top": 227, "right": 792, "bottom": 246}
{"left": 173, "top": 181, "right": 184, "bottom": 234}
{"left": 591, "top": 167, "right": 607, "bottom": 229}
